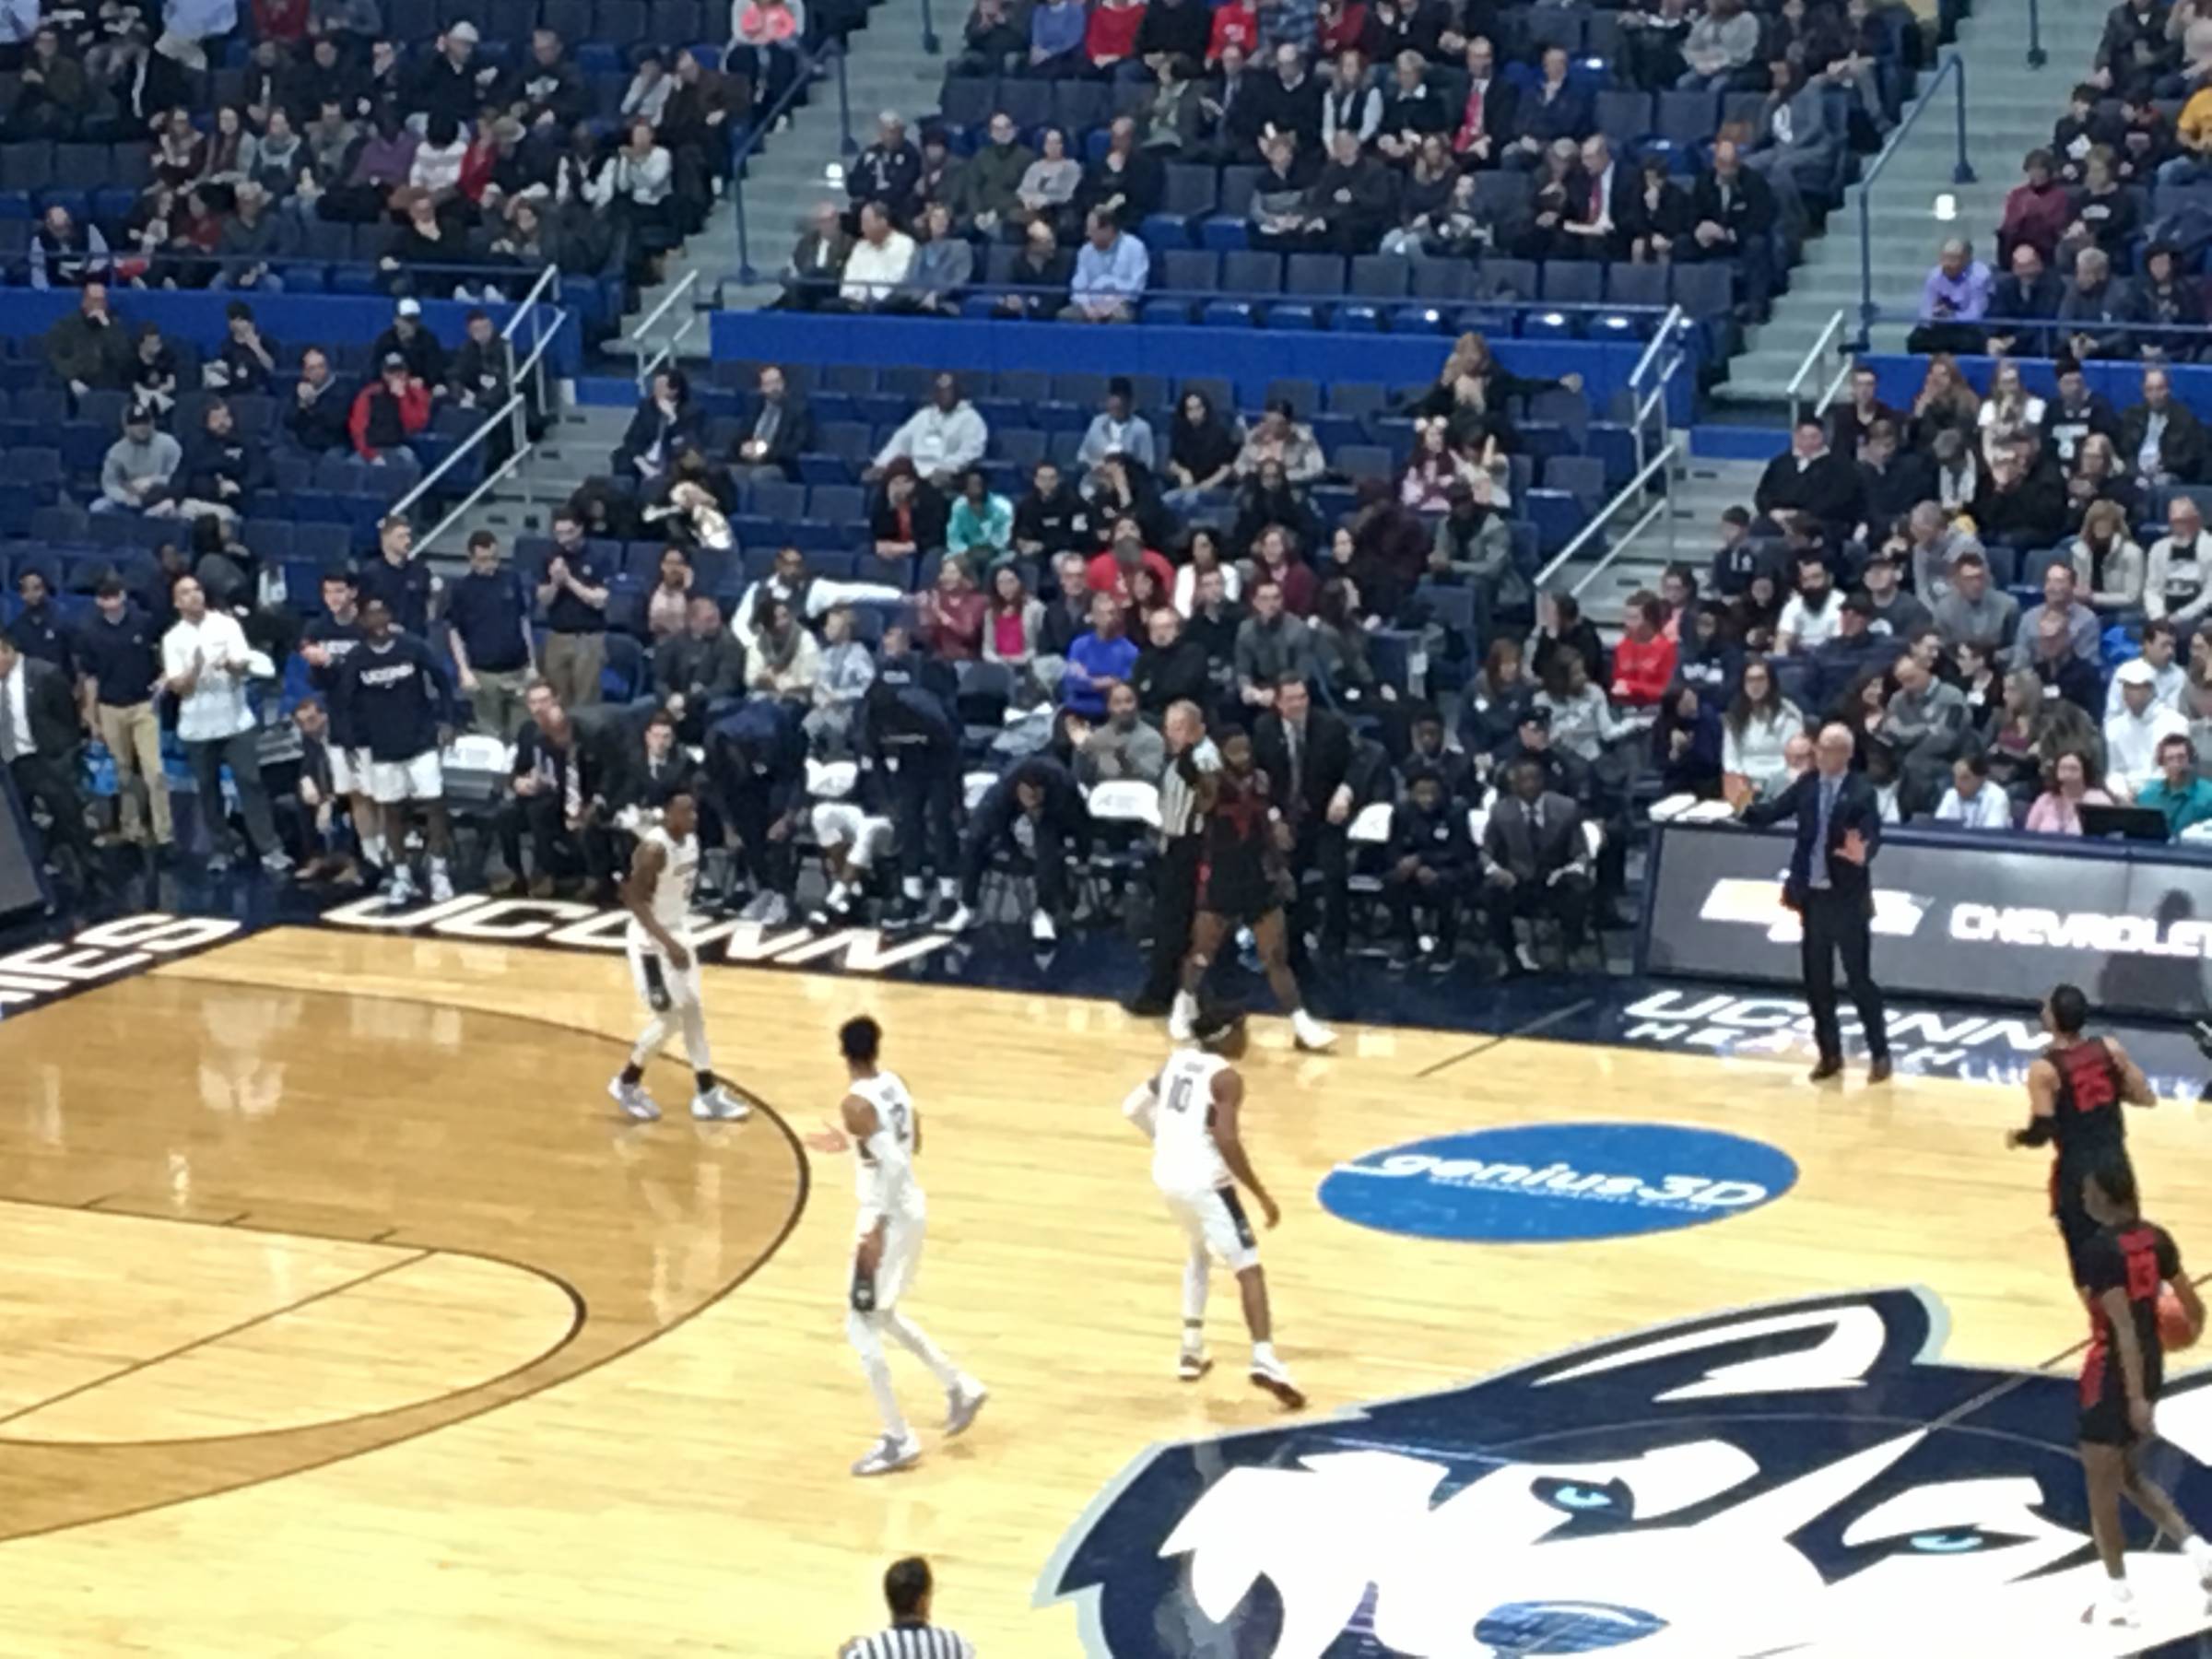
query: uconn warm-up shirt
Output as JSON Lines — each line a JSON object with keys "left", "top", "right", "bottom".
{"left": 335, "top": 634, "right": 451, "bottom": 762}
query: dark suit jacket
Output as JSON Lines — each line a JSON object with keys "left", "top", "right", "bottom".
{"left": 614, "top": 397, "right": 707, "bottom": 473}
{"left": 15, "top": 657, "right": 81, "bottom": 761}
{"left": 2117, "top": 400, "right": 2212, "bottom": 484}
{"left": 1742, "top": 767, "right": 1883, "bottom": 911}
{"left": 1253, "top": 707, "right": 1354, "bottom": 825}
{"left": 1482, "top": 789, "right": 1583, "bottom": 881}
{"left": 738, "top": 391, "right": 815, "bottom": 478}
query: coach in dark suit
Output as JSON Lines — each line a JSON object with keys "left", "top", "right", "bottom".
{"left": 1741, "top": 721, "right": 1893, "bottom": 1083}
{"left": 0, "top": 634, "right": 99, "bottom": 885}
{"left": 1254, "top": 675, "right": 1355, "bottom": 959}
{"left": 1481, "top": 755, "right": 1593, "bottom": 971}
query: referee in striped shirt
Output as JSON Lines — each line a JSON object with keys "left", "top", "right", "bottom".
{"left": 840, "top": 1558, "right": 976, "bottom": 1658}
{"left": 1126, "top": 700, "right": 1218, "bottom": 1017}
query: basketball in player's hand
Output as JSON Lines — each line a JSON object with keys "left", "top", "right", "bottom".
{"left": 2159, "top": 1286, "right": 2201, "bottom": 1352}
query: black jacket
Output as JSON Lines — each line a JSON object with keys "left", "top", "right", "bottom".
{"left": 1131, "top": 636, "right": 1211, "bottom": 717}
{"left": 2116, "top": 400, "right": 2212, "bottom": 483}
{"left": 1742, "top": 767, "right": 1884, "bottom": 911}
{"left": 736, "top": 390, "right": 815, "bottom": 477}
{"left": 10, "top": 656, "right": 80, "bottom": 758}
{"left": 1253, "top": 706, "right": 1354, "bottom": 824}
{"left": 1755, "top": 450, "right": 1863, "bottom": 529}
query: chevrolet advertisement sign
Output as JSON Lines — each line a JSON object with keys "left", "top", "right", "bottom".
{"left": 1643, "top": 823, "right": 2212, "bottom": 1018}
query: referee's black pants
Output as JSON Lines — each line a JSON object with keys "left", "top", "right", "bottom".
{"left": 1801, "top": 887, "right": 1889, "bottom": 1065}
{"left": 1136, "top": 832, "right": 1201, "bottom": 1005}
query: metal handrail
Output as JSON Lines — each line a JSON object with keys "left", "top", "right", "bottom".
{"left": 919, "top": 0, "right": 939, "bottom": 53}
{"left": 1812, "top": 353, "right": 1854, "bottom": 421}
{"left": 417, "top": 426, "right": 538, "bottom": 552}
{"left": 1533, "top": 437, "right": 1681, "bottom": 591}
{"left": 390, "top": 307, "right": 570, "bottom": 533}
{"left": 500, "top": 263, "right": 560, "bottom": 341}
{"left": 1785, "top": 308, "right": 1848, "bottom": 428}
{"left": 732, "top": 38, "right": 855, "bottom": 285}
{"left": 632, "top": 268, "right": 703, "bottom": 391}
{"left": 2027, "top": 0, "right": 2046, "bottom": 67}
{"left": 1628, "top": 302, "right": 1686, "bottom": 390}
{"left": 1856, "top": 53, "right": 1974, "bottom": 336}
{"left": 1855, "top": 307, "right": 2212, "bottom": 349}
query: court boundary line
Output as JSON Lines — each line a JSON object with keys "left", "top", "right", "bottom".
{"left": 1414, "top": 997, "right": 1599, "bottom": 1079}
{"left": 0, "top": 1248, "right": 434, "bottom": 1433}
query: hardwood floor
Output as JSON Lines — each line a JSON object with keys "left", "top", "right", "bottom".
{"left": 0, "top": 925, "right": 2205, "bottom": 1654}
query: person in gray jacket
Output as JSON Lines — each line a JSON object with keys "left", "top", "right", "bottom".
{"left": 94, "top": 406, "right": 181, "bottom": 514}
{"left": 1881, "top": 647, "right": 1971, "bottom": 813}
{"left": 1930, "top": 547, "right": 2019, "bottom": 652}
{"left": 891, "top": 202, "right": 973, "bottom": 314}
{"left": 1232, "top": 577, "right": 1315, "bottom": 710}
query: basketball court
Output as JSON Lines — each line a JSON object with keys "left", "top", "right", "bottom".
{"left": 6, "top": 922, "right": 2212, "bottom": 1654}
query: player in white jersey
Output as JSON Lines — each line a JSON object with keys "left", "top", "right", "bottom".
{"left": 805, "top": 1015, "right": 988, "bottom": 1477}
{"left": 1123, "top": 1012, "right": 1304, "bottom": 1407}
{"left": 606, "top": 787, "right": 750, "bottom": 1124}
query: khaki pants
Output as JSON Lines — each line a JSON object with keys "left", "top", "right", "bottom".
{"left": 97, "top": 700, "right": 171, "bottom": 845}
{"left": 466, "top": 668, "right": 533, "bottom": 740}
{"left": 543, "top": 631, "right": 606, "bottom": 710}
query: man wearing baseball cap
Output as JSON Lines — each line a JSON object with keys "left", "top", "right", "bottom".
{"left": 348, "top": 352, "right": 431, "bottom": 464}
{"left": 372, "top": 296, "right": 448, "bottom": 387}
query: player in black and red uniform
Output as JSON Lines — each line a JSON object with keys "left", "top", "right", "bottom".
{"left": 2006, "top": 982, "right": 2157, "bottom": 1286}
{"left": 2072, "top": 1153, "right": 2212, "bottom": 1630}
{"left": 1171, "top": 725, "right": 1335, "bottom": 1053}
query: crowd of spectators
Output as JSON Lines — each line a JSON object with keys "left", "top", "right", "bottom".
{"left": 777, "top": 0, "right": 1922, "bottom": 324}
{"left": 0, "top": 0, "right": 821, "bottom": 301}
{"left": 1678, "top": 359, "right": 2212, "bottom": 841}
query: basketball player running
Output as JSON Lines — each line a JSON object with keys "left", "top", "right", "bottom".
{"left": 1123, "top": 1012, "right": 1305, "bottom": 1407}
{"left": 607, "top": 786, "right": 751, "bottom": 1124}
{"left": 805, "top": 1016, "right": 987, "bottom": 1477}
{"left": 2073, "top": 1154, "right": 2212, "bottom": 1630}
{"left": 1170, "top": 725, "right": 1335, "bottom": 1053}
{"left": 2006, "top": 982, "right": 2156, "bottom": 1286}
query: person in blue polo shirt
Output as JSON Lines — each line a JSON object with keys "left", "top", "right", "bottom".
{"left": 333, "top": 597, "right": 455, "bottom": 907}
{"left": 356, "top": 515, "right": 438, "bottom": 637}
{"left": 76, "top": 576, "right": 171, "bottom": 855}
{"left": 2136, "top": 733, "right": 2212, "bottom": 837}
{"left": 6, "top": 569, "right": 76, "bottom": 678}
{"left": 536, "top": 510, "right": 610, "bottom": 709}
{"left": 445, "top": 530, "right": 536, "bottom": 739}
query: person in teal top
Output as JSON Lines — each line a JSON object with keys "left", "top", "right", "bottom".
{"left": 2134, "top": 733, "right": 2212, "bottom": 836}
{"left": 945, "top": 467, "right": 1013, "bottom": 558}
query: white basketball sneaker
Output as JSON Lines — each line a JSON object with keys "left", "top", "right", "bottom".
{"left": 1249, "top": 1349, "right": 1306, "bottom": 1409}
{"left": 944, "top": 1381, "right": 989, "bottom": 1437}
{"left": 851, "top": 1433, "right": 922, "bottom": 1477}
{"left": 1290, "top": 1007, "right": 1337, "bottom": 1052}
{"left": 2082, "top": 1584, "right": 2138, "bottom": 1629}
{"left": 691, "top": 1085, "right": 752, "bottom": 1122}
{"left": 607, "top": 1077, "right": 661, "bottom": 1122}
{"left": 1177, "top": 1346, "right": 1213, "bottom": 1382}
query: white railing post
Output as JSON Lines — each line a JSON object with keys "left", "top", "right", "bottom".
{"left": 632, "top": 269, "right": 703, "bottom": 394}
{"left": 1785, "top": 310, "right": 1848, "bottom": 429}
{"left": 1533, "top": 438, "right": 1682, "bottom": 593}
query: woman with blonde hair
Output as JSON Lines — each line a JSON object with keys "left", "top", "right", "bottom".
{"left": 1976, "top": 358, "right": 2045, "bottom": 464}
{"left": 2068, "top": 499, "right": 2146, "bottom": 610}
{"left": 1911, "top": 352, "right": 1982, "bottom": 452}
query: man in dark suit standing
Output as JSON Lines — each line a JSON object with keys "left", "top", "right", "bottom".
{"left": 1741, "top": 721, "right": 1893, "bottom": 1083}
{"left": 1253, "top": 675, "right": 1354, "bottom": 961}
{"left": 731, "top": 363, "right": 815, "bottom": 484}
{"left": 0, "top": 634, "right": 100, "bottom": 887}
{"left": 1481, "top": 755, "right": 1593, "bottom": 974}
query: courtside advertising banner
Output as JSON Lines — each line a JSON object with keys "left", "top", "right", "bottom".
{"left": 1642, "top": 823, "right": 2212, "bottom": 1018}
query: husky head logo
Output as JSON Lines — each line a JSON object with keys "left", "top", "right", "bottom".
{"left": 1043, "top": 1290, "right": 2212, "bottom": 1657}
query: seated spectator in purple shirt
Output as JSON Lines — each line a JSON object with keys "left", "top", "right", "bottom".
{"left": 1905, "top": 236, "right": 1994, "bottom": 356}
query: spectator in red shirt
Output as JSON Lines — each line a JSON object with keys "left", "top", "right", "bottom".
{"left": 917, "top": 553, "right": 989, "bottom": 660}
{"left": 1608, "top": 590, "right": 1678, "bottom": 708}
{"left": 1207, "top": 0, "right": 1257, "bottom": 60}
{"left": 1086, "top": 521, "right": 1176, "bottom": 605}
{"left": 252, "top": 0, "right": 309, "bottom": 42}
{"left": 1086, "top": 0, "right": 1147, "bottom": 74}
{"left": 1998, "top": 147, "right": 2072, "bottom": 265}
{"left": 349, "top": 353, "right": 432, "bottom": 463}
{"left": 1250, "top": 524, "right": 1319, "bottom": 615}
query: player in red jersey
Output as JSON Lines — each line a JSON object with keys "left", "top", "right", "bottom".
{"left": 2006, "top": 982, "right": 2156, "bottom": 1286}
{"left": 2074, "top": 1154, "right": 2212, "bottom": 1630}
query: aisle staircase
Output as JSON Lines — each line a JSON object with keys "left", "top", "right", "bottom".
{"left": 1718, "top": 0, "right": 2111, "bottom": 407}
